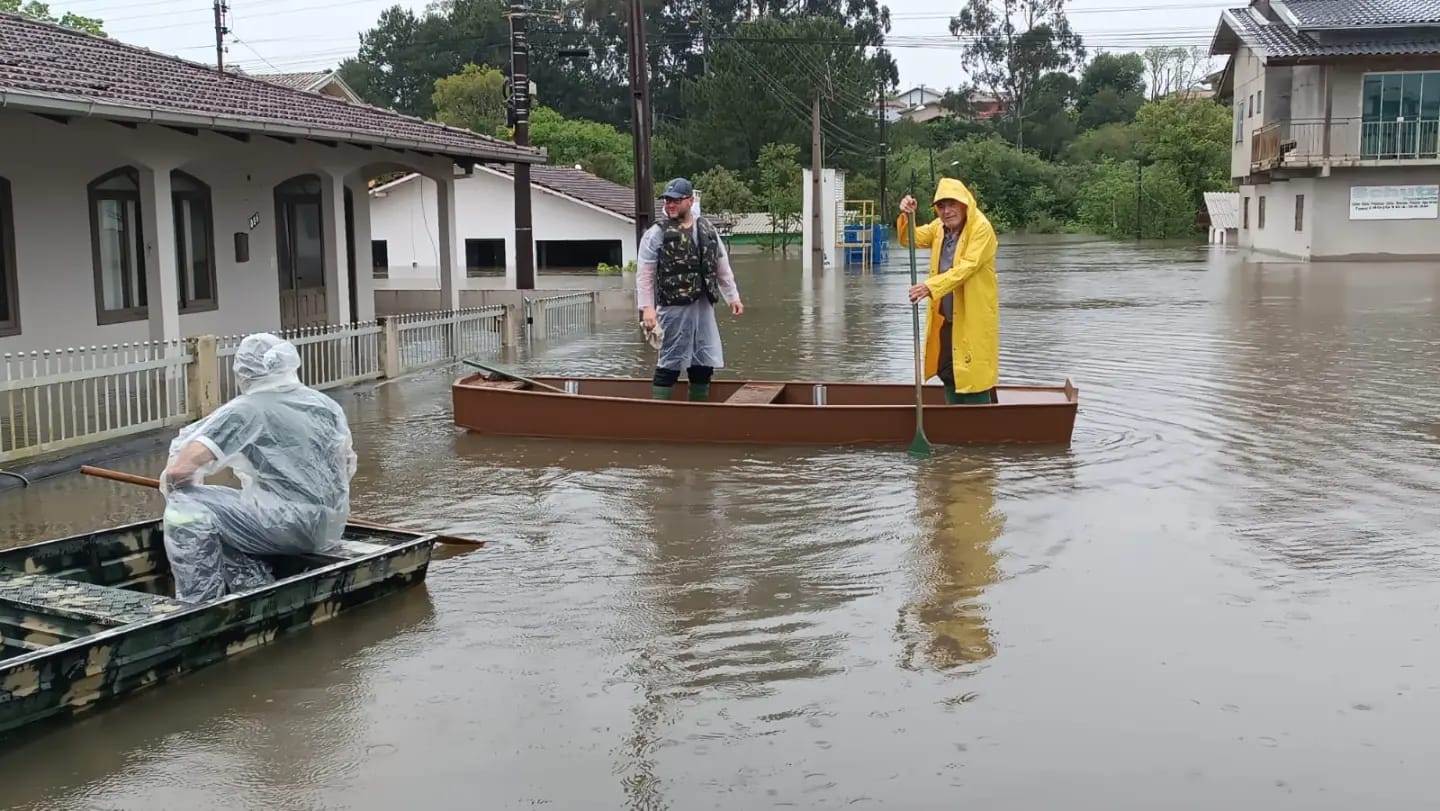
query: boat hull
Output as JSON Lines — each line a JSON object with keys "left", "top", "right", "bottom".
{"left": 452, "top": 374, "right": 1078, "bottom": 446}
{"left": 0, "top": 520, "right": 435, "bottom": 740}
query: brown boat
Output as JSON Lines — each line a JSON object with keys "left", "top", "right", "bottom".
{"left": 451, "top": 369, "right": 1079, "bottom": 447}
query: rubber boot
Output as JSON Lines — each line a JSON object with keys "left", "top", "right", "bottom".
{"left": 688, "top": 382, "right": 710, "bottom": 402}
{"left": 943, "top": 382, "right": 962, "bottom": 404}
{"left": 652, "top": 385, "right": 673, "bottom": 400}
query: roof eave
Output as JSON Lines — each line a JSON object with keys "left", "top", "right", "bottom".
{"left": 1294, "top": 22, "right": 1440, "bottom": 34}
{"left": 0, "top": 88, "right": 547, "bottom": 165}
{"left": 1209, "top": 11, "right": 1242, "bottom": 57}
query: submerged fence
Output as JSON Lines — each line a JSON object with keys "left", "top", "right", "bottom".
{"left": 0, "top": 305, "right": 522, "bottom": 468}
{"left": 525, "top": 292, "right": 597, "bottom": 341}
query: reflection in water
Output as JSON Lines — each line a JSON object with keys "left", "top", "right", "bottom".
{"left": 898, "top": 464, "right": 1005, "bottom": 672}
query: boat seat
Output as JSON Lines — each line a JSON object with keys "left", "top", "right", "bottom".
{"left": 0, "top": 567, "right": 188, "bottom": 628}
{"left": 724, "top": 383, "right": 785, "bottom": 405}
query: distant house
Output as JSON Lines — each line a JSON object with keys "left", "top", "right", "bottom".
{"left": 369, "top": 165, "right": 638, "bottom": 290}
{"left": 1210, "top": 0, "right": 1440, "bottom": 260}
{"left": 254, "top": 70, "right": 362, "bottom": 104}
{"left": 0, "top": 12, "right": 542, "bottom": 354}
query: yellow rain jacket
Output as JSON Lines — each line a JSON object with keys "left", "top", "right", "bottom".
{"left": 896, "top": 177, "right": 999, "bottom": 394}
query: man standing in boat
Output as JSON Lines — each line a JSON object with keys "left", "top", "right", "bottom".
{"left": 898, "top": 177, "right": 1000, "bottom": 404}
{"left": 637, "top": 177, "right": 744, "bottom": 401}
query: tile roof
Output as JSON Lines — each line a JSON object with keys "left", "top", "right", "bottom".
{"left": 1214, "top": 5, "right": 1440, "bottom": 61}
{"left": 1275, "top": 0, "right": 1440, "bottom": 29}
{"left": 490, "top": 164, "right": 636, "bottom": 220}
{"left": 255, "top": 71, "right": 331, "bottom": 92}
{"left": 0, "top": 13, "right": 543, "bottom": 163}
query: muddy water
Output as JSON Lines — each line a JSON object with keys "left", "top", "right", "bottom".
{"left": 4, "top": 236, "right": 1440, "bottom": 809}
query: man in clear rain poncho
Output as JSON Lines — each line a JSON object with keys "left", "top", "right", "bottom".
{"left": 637, "top": 178, "right": 744, "bottom": 401}
{"left": 159, "top": 333, "right": 357, "bottom": 603}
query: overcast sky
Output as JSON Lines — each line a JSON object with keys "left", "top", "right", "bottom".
{"left": 91, "top": 0, "right": 1234, "bottom": 91}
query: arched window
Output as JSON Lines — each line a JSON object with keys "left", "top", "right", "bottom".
{"left": 0, "top": 177, "right": 17, "bottom": 337}
{"left": 172, "top": 170, "right": 217, "bottom": 313}
{"left": 89, "top": 166, "right": 147, "bottom": 323}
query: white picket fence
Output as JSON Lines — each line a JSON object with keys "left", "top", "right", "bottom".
{"left": 0, "top": 306, "right": 518, "bottom": 468}
{"left": 216, "top": 323, "right": 384, "bottom": 402}
{"left": 393, "top": 306, "right": 507, "bottom": 372}
{"left": 0, "top": 341, "right": 193, "bottom": 463}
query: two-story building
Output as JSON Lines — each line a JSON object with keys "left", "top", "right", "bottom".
{"left": 1210, "top": 0, "right": 1440, "bottom": 260}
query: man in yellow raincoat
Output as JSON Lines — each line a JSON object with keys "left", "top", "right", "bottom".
{"left": 897, "top": 177, "right": 999, "bottom": 404}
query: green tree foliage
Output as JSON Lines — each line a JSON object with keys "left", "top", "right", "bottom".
{"left": 1077, "top": 160, "right": 1195, "bottom": 239}
{"left": 884, "top": 137, "right": 1076, "bottom": 232}
{"left": 664, "top": 16, "right": 890, "bottom": 178}
{"left": 949, "top": 0, "right": 1085, "bottom": 149}
{"left": 756, "top": 143, "right": 802, "bottom": 252}
{"left": 1131, "top": 96, "right": 1233, "bottom": 208}
{"left": 431, "top": 63, "right": 508, "bottom": 138}
{"left": 1076, "top": 52, "right": 1147, "bottom": 130}
{"left": 693, "top": 166, "right": 755, "bottom": 219}
{"left": 528, "top": 106, "right": 633, "bottom": 185}
{"left": 1, "top": 0, "right": 104, "bottom": 34}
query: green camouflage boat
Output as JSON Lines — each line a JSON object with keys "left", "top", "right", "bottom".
{"left": 0, "top": 518, "right": 436, "bottom": 740}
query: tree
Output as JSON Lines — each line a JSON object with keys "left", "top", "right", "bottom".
{"left": 1132, "top": 96, "right": 1232, "bottom": 209}
{"left": 431, "top": 63, "right": 508, "bottom": 138}
{"left": 1143, "top": 46, "right": 1214, "bottom": 101}
{"left": 1077, "top": 159, "right": 1195, "bottom": 239}
{"left": 756, "top": 142, "right": 802, "bottom": 253}
{"left": 948, "top": 0, "right": 1085, "bottom": 149}
{"left": 1076, "top": 52, "right": 1146, "bottom": 130}
{"left": 1, "top": 0, "right": 104, "bottom": 34}
{"left": 1020, "top": 71, "right": 1079, "bottom": 159}
{"left": 527, "top": 106, "right": 633, "bottom": 186}
{"left": 693, "top": 166, "right": 755, "bottom": 220}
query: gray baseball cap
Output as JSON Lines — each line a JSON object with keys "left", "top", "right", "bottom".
{"left": 661, "top": 178, "right": 694, "bottom": 199}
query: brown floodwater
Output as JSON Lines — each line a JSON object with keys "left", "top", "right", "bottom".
{"left": 3, "top": 235, "right": 1440, "bottom": 809}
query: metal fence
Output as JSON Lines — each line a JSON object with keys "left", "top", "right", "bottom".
{"left": 393, "top": 306, "right": 507, "bottom": 373}
{"left": 0, "top": 341, "right": 192, "bottom": 465}
{"left": 526, "top": 292, "right": 596, "bottom": 340}
{"left": 216, "top": 322, "right": 384, "bottom": 402}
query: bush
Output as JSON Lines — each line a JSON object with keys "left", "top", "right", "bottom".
{"left": 1077, "top": 159, "right": 1197, "bottom": 240}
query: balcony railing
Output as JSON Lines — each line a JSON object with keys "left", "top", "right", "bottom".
{"left": 1250, "top": 117, "right": 1440, "bottom": 171}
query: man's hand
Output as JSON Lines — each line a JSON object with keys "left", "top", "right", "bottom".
{"left": 908, "top": 283, "right": 932, "bottom": 303}
{"left": 900, "top": 195, "right": 918, "bottom": 216}
{"left": 730, "top": 300, "right": 744, "bottom": 317}
{"left": 641, "top": 307, "right": 657, "bottom": 330}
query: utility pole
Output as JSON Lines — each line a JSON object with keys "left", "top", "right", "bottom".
{"left": 509, "top": 1, "right": 535, "bottom": 289}
{"left": 811, "top": 91, "right": 824, "bottom": 273}
{"left": 1135, "top": 161, "right": 1144, "bottom": 241}
{"left": 626, "top": 0, "right": 655, "bottom": 243}
{"left": 212, "top": 0, "right": 229, "bottom": 74}
{"left": 878, "top": 80, "right": 889, "bottom": 222}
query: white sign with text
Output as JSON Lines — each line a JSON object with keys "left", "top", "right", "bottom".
{"left": 1349, "top": 184, "right": 1440, "bottom": 220}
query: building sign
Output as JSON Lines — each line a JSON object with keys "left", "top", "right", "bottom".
{"left": 1349, "top": 184, "right": 1440, "bottom": 220}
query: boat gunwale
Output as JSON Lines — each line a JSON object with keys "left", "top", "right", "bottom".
{"left": 454, "top": 374, "right": 1080, "bottom": 410}
{"left": 0, "top": 518, "right": 437, "bottom": 671}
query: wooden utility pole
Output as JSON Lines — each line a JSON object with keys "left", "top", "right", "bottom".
{"left": 878, "top": 81, "right": 889, "bottom": 221}
{"left": 810, "top": 91, "right": 823, "bottom": 272}
{"left": 212, "top": 0, "right": 229, "bottom": 74}
{"left": 626, "top": 0, "right": 655, "bottom": 242}
{"left": 509, "top": 1, "right": 535, "bottom": 289}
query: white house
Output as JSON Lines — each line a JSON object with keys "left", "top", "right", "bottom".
{"left": 1210, "top": 0, "right": 1440, "bottom": 260}
{"left": 369, "top": 164, "right": 637, "bottom": 290}
{"left": 0, "top": 12, "right": 543, "bottom": 355}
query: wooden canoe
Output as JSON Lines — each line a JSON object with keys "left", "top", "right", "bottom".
{"left": 0, "top": 518, "right": 435, "bottom": 740}
{"left": 452, "top": 373, "right": 1078, "bottom": 446}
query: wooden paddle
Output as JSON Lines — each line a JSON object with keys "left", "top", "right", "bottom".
{"left": 461, "top": 358, "right": 568, "bottom": 394}
{"left": 905, "top": 172, "right": 933, "bottom": 459}
{"left": 79, "top": 465, "right": 486, "bottom": 548}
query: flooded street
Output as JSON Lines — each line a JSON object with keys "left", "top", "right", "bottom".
{"left": 4, "top": 235, "right": 1440, "bottom": 809}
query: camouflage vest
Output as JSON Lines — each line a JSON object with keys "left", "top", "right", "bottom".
{"left": 655, "top": 216, "right": 721, "bottom": 307}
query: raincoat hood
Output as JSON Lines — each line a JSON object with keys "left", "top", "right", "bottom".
{"left": 932, "top": 177, "right": 979, "bottom": 212}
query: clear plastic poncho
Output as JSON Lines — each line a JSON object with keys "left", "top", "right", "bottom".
{"left": 161, "top": 333, "right": 357, "bottom": 603}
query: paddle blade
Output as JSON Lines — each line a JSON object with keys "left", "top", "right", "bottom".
{"left": 909, "top": 430, "right": 932, "bottom": 458}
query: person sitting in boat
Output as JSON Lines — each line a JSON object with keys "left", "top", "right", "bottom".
{"left": 898, "top": 176, "right": 1000, "bottom": 404}
{"left": 158, "top": 333, "right": 357, "bottom": 603}
{"left": 637, "top": 177, "right": 744, "bottom": 401}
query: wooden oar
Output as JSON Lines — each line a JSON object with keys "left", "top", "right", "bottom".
{"left": 905, "top": 172, "right": 933, "bottom": 459}
{"left": 78, "top": 465, "right": 486, "bottom": 548}
{"left": 461, "top": 358, "right": 568, "bottom": 394}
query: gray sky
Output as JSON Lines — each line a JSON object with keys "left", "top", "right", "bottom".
{"left": 87, "top": 0, "right": 1232, "bottom": 91}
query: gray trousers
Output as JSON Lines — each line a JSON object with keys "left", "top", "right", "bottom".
{"left": 162, "top": 485, "right": 321, "bottom": 603}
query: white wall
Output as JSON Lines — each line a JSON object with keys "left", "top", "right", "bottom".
{"left": 368, "top": 170, "right": 637, "bottom": 289}
{"left": 1230, "top": 45, "right": 1264, "bottom": 180}
{"left": 0, "top": 111, "right": 435, "bottom": 354}
{"left": 801, "top": 168, "right": 844, "bottom": 272}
